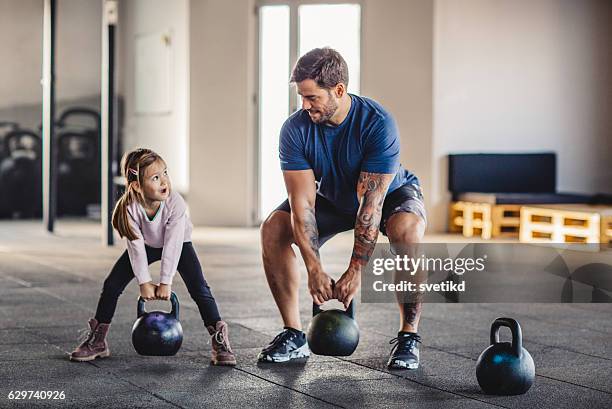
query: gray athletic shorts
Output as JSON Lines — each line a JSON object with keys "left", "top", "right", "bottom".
{"left": 275, "top": 184, "right": 427, "bottom": 246}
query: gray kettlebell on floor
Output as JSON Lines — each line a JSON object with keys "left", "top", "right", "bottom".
{"left": 476, "top": 317, "right": 535, "bottom": 395}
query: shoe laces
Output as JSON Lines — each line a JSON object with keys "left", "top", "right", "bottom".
{"left": 213, "top": 329, "right": 230, "bottom": 352}
{"left": 268, "top": 329, "right": 293, "bottom": 349}
{"left": 77, "top": 327, "right": 94, "bottom": 346}
{"left": 389, "top": 333, "right": 421, "bottom": 355}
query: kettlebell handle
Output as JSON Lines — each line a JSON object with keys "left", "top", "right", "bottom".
{"left": 312, "top": 300, "right": 355, "bottom": 319}
{"left": 56, "top": 108, "right": 101, "bottom": 129}
{"left": 490, "top": 317, "right": 522, "bottom": 357}
{"left": 3, "top": 130, "right": 41, "bottom": 154}
{"left": 137, "top": 291, "right": 180, "bottom": 319}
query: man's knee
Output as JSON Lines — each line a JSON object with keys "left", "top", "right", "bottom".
{"left": 386, "top": 212, "right": 426, "bottom": 245}
{"left": 260, "top": 210, "right": 294, "bottom": 253}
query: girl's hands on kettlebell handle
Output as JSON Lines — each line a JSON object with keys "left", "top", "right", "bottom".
{"left": 139, "top": 282, "right": 157, "bottom": 301}
{"left": 156, "top": 284, "right": 171, "bottom": 300}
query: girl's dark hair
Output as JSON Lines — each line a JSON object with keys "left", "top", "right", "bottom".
{"left": 111, "top": 148, "right": 165, "bottom": 240}
{"left": 290, "top": 47, "right": 349, "bottom": 89}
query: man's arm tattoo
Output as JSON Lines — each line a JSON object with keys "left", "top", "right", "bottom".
{"left": 304, "top": 206, "right": 320, "bottom": 258}
{"left": 351, "top": 172, "right": 388, "bottom": 266}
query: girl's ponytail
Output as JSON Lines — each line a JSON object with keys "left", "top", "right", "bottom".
{"left": 111, "top": 148, "right": 163, "bottom": 240}
{"left": 111, "top": 187, "right": 139, "bottom": 240}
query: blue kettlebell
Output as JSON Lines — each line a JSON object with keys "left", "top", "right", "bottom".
{"left": 476, "top": 317, "right": 535, "bottom": 395}
{"left": 131, "top": 292, "right": 183, "bottom": 356}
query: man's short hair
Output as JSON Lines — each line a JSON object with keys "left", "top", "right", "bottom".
{"left": 290, "top": 47, "right": 349, "bottom": 89}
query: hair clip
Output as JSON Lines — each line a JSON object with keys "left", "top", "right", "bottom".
{"left": 128, "top": 168, "right": 138, "bottom": 176}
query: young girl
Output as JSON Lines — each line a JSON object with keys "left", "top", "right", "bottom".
{"left": 70, "top": 148, "right": 236, "bottom": 366}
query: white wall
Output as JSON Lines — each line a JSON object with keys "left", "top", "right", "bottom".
{"left": 118, "top": 0, "right": 190, "bottom": 193}
{"left": 0, "top": 0, "right": 42, "bottom": 109}
{"left": 361, "top": 0, "right": 434, "bottom": 213}
{"left": 431, "top": 0, "right": 612, "bottom": 232}
{"left": 0, "top": 0, "right": 101, "bottom": 124}
{"left": 189, "top": 0, "right": 256, "bottom": 226}
{"left": 56, "top": 0, "right": 101, "bottom": 102}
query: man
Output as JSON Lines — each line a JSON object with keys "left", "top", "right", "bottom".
{"left": 258, "top": 48, "right": 427, "bottom": 369}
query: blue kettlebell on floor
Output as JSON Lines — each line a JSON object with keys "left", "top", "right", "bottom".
{"left": 307, "top": 300, "right": 360, "bottom": 356}
{"left": 132, "top": 292, "right": 183, "bottom": 356}
{"left": 476, "top": 317, "right": 535, "bottom": 395}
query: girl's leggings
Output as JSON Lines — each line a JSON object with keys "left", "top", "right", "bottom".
{"left": 94, "top": 242, "right": 221, "bottom": 327}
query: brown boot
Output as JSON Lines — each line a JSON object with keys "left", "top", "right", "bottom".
{"left": 207, "top": 321, "right": 236, "bottom": 366}
{"left": 70, "top": 318, "right": 111, "bottom": 362}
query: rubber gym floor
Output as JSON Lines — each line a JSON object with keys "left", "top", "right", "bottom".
{"left": 1, "top": 220, "right": 610, "bottom": 409}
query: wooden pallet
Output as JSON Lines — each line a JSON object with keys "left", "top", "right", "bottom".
{"left": 491, "top": 205, "right": 521, "bottom": 237}
{"left": 449, "top": 202, "right": 521, "bottom": 239}
{"left": 520, "top": 205, "right": 612, "bottom": 246}
{"left": 601, "top": 215, "right": 612, "bottom": 248}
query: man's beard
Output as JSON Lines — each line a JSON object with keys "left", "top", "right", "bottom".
{"left": 308, "top": 96, "right": 338, "bottom": 124}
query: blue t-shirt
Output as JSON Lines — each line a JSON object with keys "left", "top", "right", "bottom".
{"left": 279, "top": 94, "right": 419, "bottom": 214}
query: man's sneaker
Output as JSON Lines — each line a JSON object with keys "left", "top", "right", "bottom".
{"left": 387, "top": 332, "right": 421, "bottom": 370}
{"left": 257, "top": 328, "right": 310, "bottom": 363}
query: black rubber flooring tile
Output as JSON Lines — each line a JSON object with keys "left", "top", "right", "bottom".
{"left": 288, "top": 377, "right": 499, "bottom": 409}
{"left": 235, "top": 347, "right": 394, "bottom": 386}
{"left": 157, "top": 386, "right": 338, "bottom": 409}
{"left": 0, "top": 328, "right": 44, "bottom": 345}
{"left": 348, "top": 331, "right": 612, "bottom": 409}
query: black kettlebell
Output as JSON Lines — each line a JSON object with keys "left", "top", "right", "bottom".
{"left": 0, "top": 130, "right": 42, "bottom": 218}
{"left": 131, "top": 292, "right": 183, "bottom": 356}
{"left": 307, "top": 300, "right": 359, "bottom": 356}
{"left": 476, "top": 317, "right": 535, "bottom": 395}
{"left": 0, "top": 121, "right": 19, "bottom": 161}
{"left": 54, "top": 108, "right": 101, "bottom": 216}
